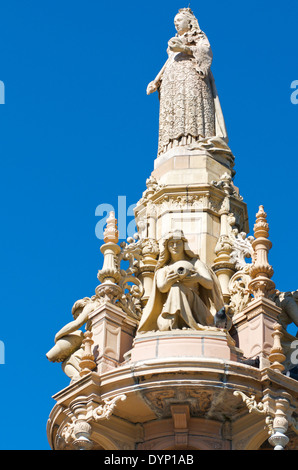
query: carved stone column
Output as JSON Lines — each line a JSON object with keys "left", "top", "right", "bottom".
{"left": 269, "top": 323, "right": 286, "bottom": 373}
{"left": 79, "top": 331, "right": 97, "bottom": 377}
{"left": 268, "top": 393, "right": 291, "bottom": 450}
{"left": 137, "top": 238, "right": 159, "bottom": 306}
{"left": 212, "top": 198, "right": 236, "bottom": 303}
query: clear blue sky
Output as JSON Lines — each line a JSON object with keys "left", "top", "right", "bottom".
{"left": 0, "top": 0, "right": 297, "bottom": 450}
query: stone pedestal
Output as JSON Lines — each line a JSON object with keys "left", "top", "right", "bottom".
{"left": 130, "top": 329, "right": 240, "bottom": 363}
{"left": 89, "top": 302, "right": 137, "bottom": 374}
{"left": 231, "top": 297, "right": 282, "bottom": 369}
{"left": 135, "top": 150, "right": 248, "bottom": 267}
{"left": 152, "top": 147, "right": 234, "bottom": 184}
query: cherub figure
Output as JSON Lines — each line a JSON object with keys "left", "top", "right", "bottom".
{"left": 46, "top": 297, "right": 99, "bottom": 379}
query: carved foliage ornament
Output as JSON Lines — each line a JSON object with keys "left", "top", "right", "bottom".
{"left": 228, "top": 268, "right": 252, "bottom": 315}
{"left": 233, "top": 390, "right": 296, "bottom": 450}
{"left": 57, "top": 395, "right": 127, "bottom": 450}
{"left": 211, "top": 173, "right": 243, "bottom": 201}
{"left": 233, "top": 391, "right": 268, "bottom": 415}
{"left": 92, "top": 395, "right": 127, "bottom": 422}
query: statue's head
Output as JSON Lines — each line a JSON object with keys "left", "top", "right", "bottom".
{"left": 167, "top": 236, "right": 184, "bottom": 259}
{"left": 71, "top": 297, "right": 91, "bottom": 319}
{"left": 156, "top": 230, "right": 198, "bottom": 269}
{"left": 174, "top": 8, "right": 200, "bottom": 36}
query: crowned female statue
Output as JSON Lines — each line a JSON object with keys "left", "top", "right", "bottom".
{"left": 137, "top": 231, "right": 225, "bottom": 333}
{"left": 147, "top": 8, "right": 228, "bottom": 156}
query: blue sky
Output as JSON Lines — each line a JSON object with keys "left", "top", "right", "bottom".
{"left": 0, "top": 0, "right": 297, "bottom": 449}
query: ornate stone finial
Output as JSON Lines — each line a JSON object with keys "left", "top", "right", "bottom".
{"left": 253, "top": 205, "right": 270, "bottom": 239}
{"left": 248, "top": 206, "right": 275, "bottom": 299}
{"left": 79, "top": 331, "right": 96, "bottom": 377}
{"left": 269, "top": 323, "right": 286, "bottom": 373}
{"left": 103, "top": 211, "right": 119, "bottom": 244}
{"left": 97, "top": 211, "right": 121, "bottom": 285}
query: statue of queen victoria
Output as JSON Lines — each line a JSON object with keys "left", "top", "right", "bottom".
{"left": 147, "top": 8, "right": 228, "bottom": 156}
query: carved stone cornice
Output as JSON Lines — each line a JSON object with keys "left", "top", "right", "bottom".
{"left": 135, "top": 182, "right": 244, "bottom": 215}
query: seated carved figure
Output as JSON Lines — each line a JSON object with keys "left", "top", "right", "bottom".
{"left": 137, "top": 231, "right": 225, "bottom": 333}
{"left": 46, "top": 297, "right": 99, "bottom": 379}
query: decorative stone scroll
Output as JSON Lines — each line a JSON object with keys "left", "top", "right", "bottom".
{"left": 92, "top": 395, "right": 127, "bottom": 422}
{"left": 228, "top": 268, "right": 252, "bottom": 316}
{"left": 233, "top": 391, "right": 268, "bottom": 415}
{"left": 211, "top": 173, "right": 243, "bottom": 201}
